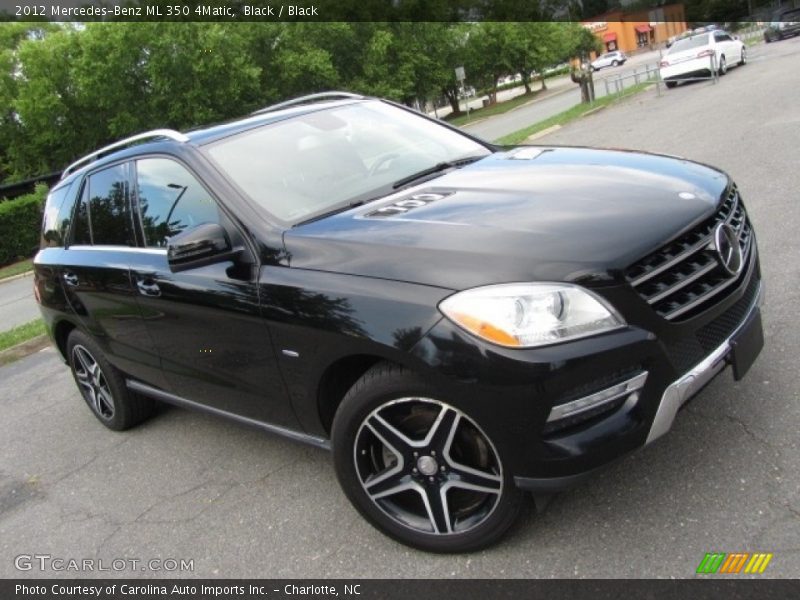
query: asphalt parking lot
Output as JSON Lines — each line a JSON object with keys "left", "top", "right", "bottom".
{"left": 1, "top": 38, "right": 799, "bottom": 579}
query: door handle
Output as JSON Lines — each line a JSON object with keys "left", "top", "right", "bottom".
{"left": 63, "top": 272, "right": 79, "bottom": 287}
{"left": 136, "top": 279, "right": 161, "bottom": 297}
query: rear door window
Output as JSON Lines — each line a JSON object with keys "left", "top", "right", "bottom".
{"left": 71, "top": 163, "right": 135, "bottom": 246}
{"left": 41, "top": 183, "right": 75, "bottom": 247}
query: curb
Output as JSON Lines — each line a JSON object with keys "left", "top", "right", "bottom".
{"left": 524, "top": 124, "right": 562, "bottom": 142}
{"left": 581, "top": 105, "right": 608, "bottom": 118}
{"left": 0, "top": 334, "right": 50, "bottom": 367}
{"left": 0, "top": 270, "right": 33, "bottom": 284}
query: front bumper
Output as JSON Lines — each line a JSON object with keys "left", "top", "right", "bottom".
{"left": 645, "top": 282, "right": 763, "bottom": 445}
{"left": 411, "top": 248, "right": 764, "bottom": 492}
{"left": 515, "top": 279, "right": 763, "bottom": 492}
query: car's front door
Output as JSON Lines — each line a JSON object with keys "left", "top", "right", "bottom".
{"left": 127, "top": 156, "right": 296, "bottom": 427}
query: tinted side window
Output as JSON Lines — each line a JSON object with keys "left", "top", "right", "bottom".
{"left": 41, "top": 183, "right": 74, "bottom": 248}
{"left": 87, "top": 164, "right": 134, "bottom": 246}
{"left": 71, "top": 185, "right": 92, "bottom": 245}
{"left": 135, "top": 158, "right": 221, "bottom": 247}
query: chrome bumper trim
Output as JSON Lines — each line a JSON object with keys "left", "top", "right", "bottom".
{"left": 547, "top": 371, "right": 648, "bottom": 423}
{"left": 645, "top": 281, "right": 764, "bottom": 445}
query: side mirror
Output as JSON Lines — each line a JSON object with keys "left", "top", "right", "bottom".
{"left": 167, "top": 223, "right": 241, "bottom": 272}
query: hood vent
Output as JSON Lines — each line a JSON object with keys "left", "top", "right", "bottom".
{"left": 365, "top": 190, "right": 454, "bottom": 218}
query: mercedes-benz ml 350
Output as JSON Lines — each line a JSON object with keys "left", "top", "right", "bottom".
{"left": 35, "top": 92, "right": 764, "bottom": 552}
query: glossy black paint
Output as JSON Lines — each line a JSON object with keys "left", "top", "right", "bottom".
{"left": 34, "top": 97, "right": 763, "bottom": 489}
{"left": 284, "top": 147, "right": 729, "bottom": 289}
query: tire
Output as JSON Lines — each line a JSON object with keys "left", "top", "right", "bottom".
{"left": 331, "top": 362, "right": 527, "bottom": 553}
{"left": 67, "top": 330, "right": 155, "bottom": 431}
{"left": 718, "top": 55, "right": 727, "bottom": 76}
{"left": 611, "top": 60, "right": 619, "bottom": 67}
{"left": 739, "top": 47, "right": 746, "bottom": 66}
{"left": 665, "top": 81, "right": 677, "bottom": 89}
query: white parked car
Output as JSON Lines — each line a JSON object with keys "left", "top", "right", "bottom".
{"left": 659, "top": 29, "right": 746, "bottom": 88}
{"left": 591, "top": 51, "right": 627, "bottom": 71}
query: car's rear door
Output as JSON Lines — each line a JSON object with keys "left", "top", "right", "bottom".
{"left": 126, "top": 156, "right": 296, "bottom": 427}
{"left": 58, "top": 162, "right": 168, "bottom": 388}
{"left": 714, "top": 31, "right": 738, "bottom": 64}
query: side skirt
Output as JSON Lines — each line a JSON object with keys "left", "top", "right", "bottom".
{"left": 126, "top": 379, "right": 331, "bottom": 450}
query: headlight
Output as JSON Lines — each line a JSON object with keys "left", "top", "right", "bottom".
{"left": 438, "top": 283, "right": 624, "bottom": 348}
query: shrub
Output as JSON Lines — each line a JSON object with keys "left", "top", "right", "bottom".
{"left": 0, "top": 183, "right": 48, "bottom": 266}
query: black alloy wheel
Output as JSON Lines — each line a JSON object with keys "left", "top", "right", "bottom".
{"left": 72, "top": 344, "right": 116, "bottom": 422}
{"left": 332, "top": 363, "right": 526, "bottom": 553}
{"left": 67, "top": 330, "right": 155, "bottom": 431}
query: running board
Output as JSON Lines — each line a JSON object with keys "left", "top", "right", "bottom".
{"left": 126, "top": 380, "right": 331, "bottom": 450}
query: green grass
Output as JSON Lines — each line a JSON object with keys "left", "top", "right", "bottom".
{"left": 494, "top": 82, "right": 654, "bottom": 146}
{"left": 0, "top": 319, "right": 45, "bottom": 353}
{"left": 0, "top": 258, "right": 34, "bottom": 280}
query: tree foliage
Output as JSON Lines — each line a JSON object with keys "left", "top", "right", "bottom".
{"left": 0, "top": 22, "right": 595, "bottom": 182}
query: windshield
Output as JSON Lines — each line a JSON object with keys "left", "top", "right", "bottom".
{"left": 668, "top": 33, "right": 711, "bottom": 53}
{"left": 205, "top": 101, "right": 491, "bottom": 224}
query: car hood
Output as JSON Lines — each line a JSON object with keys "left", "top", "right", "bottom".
{"left": 283, "top": 146, "right": 730, "bottom": 290}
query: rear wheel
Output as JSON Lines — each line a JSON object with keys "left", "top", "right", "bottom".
{"left": 738, "top": 47, "right": 747, "bottom": 66}
{"left": 331, "top": 363, "right": 527, "bottom": 552}
{"left": 611, "top": 60, "right": 619, "bottom": 67}
{"left": 665, "top": 81, "right": 677, "bottom": 89}
{"left": 67, "top": 330, "right": 155, "bottom": 431}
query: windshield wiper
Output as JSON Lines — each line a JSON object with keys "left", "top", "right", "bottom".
{"left": 391, "top": 155, "right": 485, "bottom": 190}
{"left": 296, "top": 199, "right": 367, "bottom": 226}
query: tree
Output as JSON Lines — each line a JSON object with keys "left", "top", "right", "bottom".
{"left": 0, "top": 22, "right": 55, "bottom": 180}
{"left": 505, "top": 22, "right": 566, "bottom": 94}
{"left": 465, "top": 23, "right": 515, "bottom": 105}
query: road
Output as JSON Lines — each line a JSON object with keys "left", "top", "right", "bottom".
{"left": 460, "top": 49, "right": 664, "bottom": 142}
{"left": 1, "top": 38, "right": 799, "bottom": 579}
{"left": 0, "top": 272, "right": 38, "bottom": 330}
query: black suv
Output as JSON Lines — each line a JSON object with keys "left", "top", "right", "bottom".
{"left": 35, "top": 92, "right": 764, "bottom": 552}
{"left": 764, "top": 7, "right": 800, "bottom": 42}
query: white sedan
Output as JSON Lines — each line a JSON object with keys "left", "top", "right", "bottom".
{"left": 659, "top": 29, "right": 746, "bottom": 88}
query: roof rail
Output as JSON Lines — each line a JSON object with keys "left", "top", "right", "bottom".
{"left": 62, "top": 129, "right": 190, "bottom": 178}
{"left": 251, "top": 91, "right": 366, "bottom": 116}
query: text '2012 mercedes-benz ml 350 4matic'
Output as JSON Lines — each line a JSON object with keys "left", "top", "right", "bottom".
{"left": 35, "top": 92, "right": 764, "bottom": 553}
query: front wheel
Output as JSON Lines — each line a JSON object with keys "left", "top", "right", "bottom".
{"left": 665, "top": 81, "right": 677, "bottom": 89}
{"left": 331, "top": 363, "right": 527, "bottom": 552}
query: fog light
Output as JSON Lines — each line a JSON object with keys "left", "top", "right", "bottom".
{"left": 545, "top": 371, "right": 648, "bottom": 429}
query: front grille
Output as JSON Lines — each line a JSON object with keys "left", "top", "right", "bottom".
{"left": 625, "top": 185, "right": 753, "bottom": 322}
{"left": 663, "top": 257, "right": 760, "bottom": 374}
{"left": 697, "top": 270, "right": 760, "bottom": 352}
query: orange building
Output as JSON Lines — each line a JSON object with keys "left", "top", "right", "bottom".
{"left": 583, "top": 3, "right": 688, "bottom": 54}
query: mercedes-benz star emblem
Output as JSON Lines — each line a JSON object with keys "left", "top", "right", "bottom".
{"left": 713, "top": 223, "right": 743, "bottom": 276}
